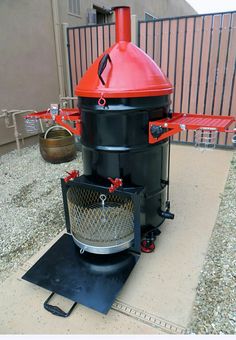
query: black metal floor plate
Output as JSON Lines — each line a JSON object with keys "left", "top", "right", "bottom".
{"left": 22, "top": 233, "right": 139, "bottom": 314}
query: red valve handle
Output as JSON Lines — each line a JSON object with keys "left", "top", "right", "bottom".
{"left": 64, "top": 170, "right": 79, "bottom": 183}
{"left": 108, "top": 177, "right": 123, "bottom": 193}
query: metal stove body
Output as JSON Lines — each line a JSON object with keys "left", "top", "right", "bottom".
{"left": 68, "top": 6, "right": 174, "bottom": 255}
{"left": 23, "top": 6, "right": 174, "bottom": 314}
{"left": 22, "top": 6, "right": 235, "bottom": 316}
{"left": 69, "top": 96, "right": 172, "bottom": 255}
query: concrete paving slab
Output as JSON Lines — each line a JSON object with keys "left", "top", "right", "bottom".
{"left": 117, "top": 145, "right": 232, "bottom": 326}
{"left": 0, "top": 144, "right": 232, "bottom": 334}
{"left": 0, "top": 269, "right": 164, "bottom": 334}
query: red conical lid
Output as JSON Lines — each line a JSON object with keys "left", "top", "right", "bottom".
{"left": 75, "top": 7, "right": 173, "bottom": 98}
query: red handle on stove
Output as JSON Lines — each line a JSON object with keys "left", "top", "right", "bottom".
{"left": 108, "top": 177, "right": 123, "bottom": 193}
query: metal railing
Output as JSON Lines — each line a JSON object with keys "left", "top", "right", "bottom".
{"left": 67, "top": 23, "right": 115, "bottom": 100}
{"left": 66, "top": 11, "right": 235, "bottom": 147}
{"left": 138, "top": 11, "right": 236, "bottom": 147}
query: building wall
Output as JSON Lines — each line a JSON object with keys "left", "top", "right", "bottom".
{"left": 135, "top": 0, "right": 197, "bottom": 19}
{"left": 0, "top": 0, "right": 60, "bottom": 145}
{"left": 0, "top": 0, "right": 196, "bottom": 147}
{"left": 58, "top": 0, "right": 197, "bottom": 97}
{"left": 58, "top": 0, "right": 197, "bottom": 26}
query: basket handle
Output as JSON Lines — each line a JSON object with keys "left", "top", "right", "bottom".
{"left": 44, "top": 125, "right": 73, "bottom": 139}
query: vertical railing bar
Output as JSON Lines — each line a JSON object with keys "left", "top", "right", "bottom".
{"left": 220, "top": 13, "right": 233, "bottom": 115}
{"left": 227, "top": 66, "right": 235, "bottom": 116}
{"left": 172, "top": 19, "right": 179, "bottom": 112}
{"left": 108, "top": 24, "right": 111, "bottom": 47}
{"left": 102, "top": 25, "right": 105, "bottom": 51}
{"left": 224, "top": 65, "right": 235, "bottom": 145}
{"left": 211, "top": 14, "right": 223, "bottom": 114}
{"left": 67, "top": 28, "right": 73, "bottom": 98}
{"left": 195, "top": 16, "right": 205, "bottom": 113}
{"left": 73, "top": 29, "right": 79, "bottom": 84}
{"left": 157, "top": 21, "right": 160, "bottom": 65}
{"left": 145, "top": 22, "right": 148, "bottom": 53}
{"left": 187, "top": 17, "right": 196, "bottom": 113}
{"left": 152, "top": 21, "right": 156, "bottom": 60}
{"left": 186, "top": 17, "right": 196, "bottom": 142}
{"left": 166, "top": 20, "right": 171, "bottom": 77}
{"left": 96, "top": 26, "right": 99, "bottom": 57}
{"left": 160, "top": 20, "right": 163, "bottom": 67}
{"left": 84, "top": 28, "right": 88, "bottom": 70}
{"left": 90, "top": 26, "right": 93, "bottom": 63}
{"left": 78, "top": 28, "right": 83, "bottom": 78}
{"left": 137, "top": 21, "right": 141, "bottom": 47}
{"left": 219, "top": 14, "right": 233, "bottom": 146}
{"left": 178, "top": 18, "right": 188, "bottom": 141}
{"left": 203, "top": 15, "right": 214, "bottom": 114}
{"left": 180, "top": 19, "right": 187, "bottom": 106}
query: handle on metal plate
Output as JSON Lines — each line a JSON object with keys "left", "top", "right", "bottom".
{"left": 98, "top": 53, "right": 112, "bottom": 85}
{"left": 43, "top": 292, "right": 77, "bottom": 317}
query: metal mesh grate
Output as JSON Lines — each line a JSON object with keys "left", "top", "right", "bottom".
{"left": 67, "top": 187, "right": 134, "bottom": 251}
{"left": 24, "top": 117, "right": 40, "bottom": 134}
{"left": 195, "top": 128, "right": 218, "bottom": 151}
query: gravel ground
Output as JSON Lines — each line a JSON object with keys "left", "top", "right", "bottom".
{"left": 187, "top": 151, "right": 236, "bottom": 334}
{"left": 1, "top": 145, "right": 235, "bottom": 334}
{"left": 0, "top": 144, "right": 82, "bottom": 283}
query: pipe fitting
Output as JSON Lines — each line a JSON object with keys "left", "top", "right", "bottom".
{"left": 232, "top": 133, "right": 236, "bottom": 148}
{"left": 159, "top": 210, "right": 175, "bottom": 220}
{"left": 113, "top": 6, "right": 131, "bottom": 43}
